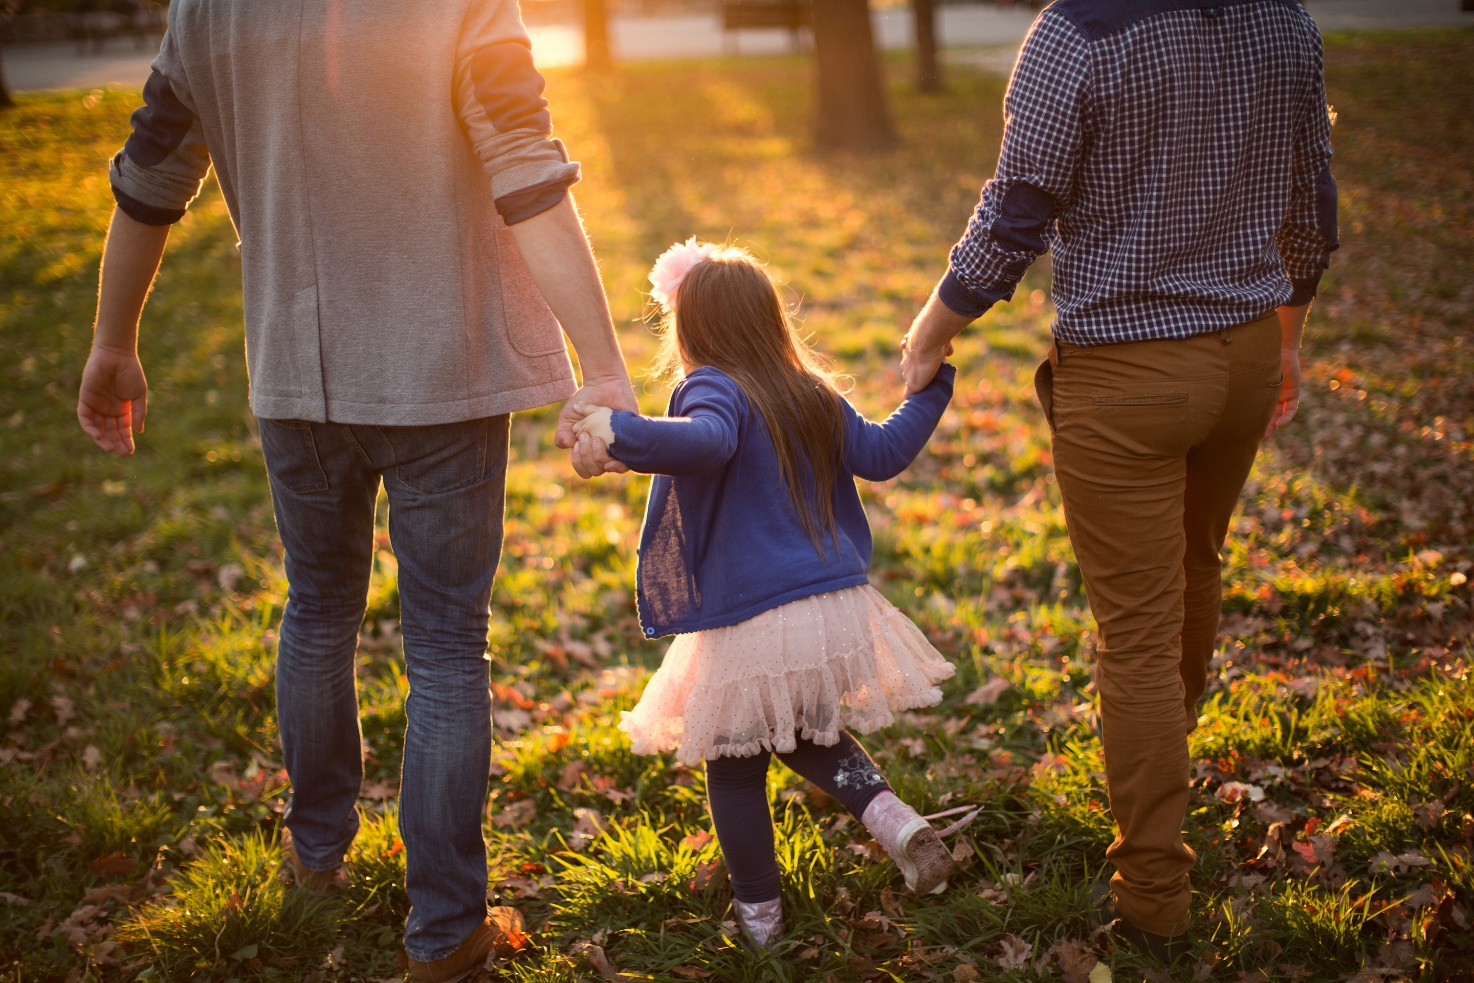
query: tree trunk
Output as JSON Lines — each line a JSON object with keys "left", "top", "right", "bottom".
{"left": 583, "top": 0, "right": 612, "bottom": 72}
{"left": 912, "top": 0, "right": 941, "bottom": 93}
{"left": 811, "top": 0, "right": 896, "bottom": 153}
{"left": 0, "top": 46, "right": 14, "bottom": 110}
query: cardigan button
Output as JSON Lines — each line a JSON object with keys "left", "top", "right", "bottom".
{"left": 645, "top": 628, "right": 655, "bottom": 636}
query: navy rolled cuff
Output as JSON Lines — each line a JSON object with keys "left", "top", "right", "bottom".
{"left": 937, "top": 268, "right": 1000, "bottom": 320}
{"left": 1286, "top": 273, "right": 1322, "bottom": 306}
{"left": 111, "top": 184, "right": 186, "bottom": 226}
{"left": 495, "top": 177, "right": 574, "bottom": 225}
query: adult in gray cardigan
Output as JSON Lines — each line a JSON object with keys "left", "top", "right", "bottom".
{"left": 75, "top": 1, "right": 633, "bottom": 979}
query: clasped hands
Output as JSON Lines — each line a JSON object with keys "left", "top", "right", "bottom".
{"left": 560, "top": 402, "right": 622, "bottom": 479}
{"left": 554, "top": 374, "right": 634, "bottom": 479}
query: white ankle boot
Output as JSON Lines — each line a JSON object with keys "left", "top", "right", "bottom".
{"left": 861, "top": 791, "right": 953, "bottom": 895}
{"left": 732, "top": 897, "right": 785, "bottom": 949}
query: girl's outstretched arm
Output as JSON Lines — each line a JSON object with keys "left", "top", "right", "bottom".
{"left": 604, "top": 373, "right": 744, "bottom": 477}
{"left": 844, "top": 363, "right": 956, "bottom": 482}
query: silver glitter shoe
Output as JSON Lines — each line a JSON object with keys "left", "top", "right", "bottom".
{"left": 732, "top": 897, "right": 785, "bottom": 949}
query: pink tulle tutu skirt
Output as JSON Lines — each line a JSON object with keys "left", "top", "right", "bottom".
{"left": 620, "top": 584, "right": 954, "bottom": 765}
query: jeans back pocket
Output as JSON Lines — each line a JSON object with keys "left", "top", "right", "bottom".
{"left": 258, "top": 418, "right": 330, "bottom": 493}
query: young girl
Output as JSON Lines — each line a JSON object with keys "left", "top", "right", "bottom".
{"left": 571, "top": 239, "right": 957, "bottom": 950}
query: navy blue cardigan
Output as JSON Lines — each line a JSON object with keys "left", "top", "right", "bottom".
{"left": 608, "top": 363, "right": 955, "bottom": 638}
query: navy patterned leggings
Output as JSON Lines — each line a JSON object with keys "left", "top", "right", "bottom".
{"left": 704, "top": 731, "right": 891, "bottom": 903}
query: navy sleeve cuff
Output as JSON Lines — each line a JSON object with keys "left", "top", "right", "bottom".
{"left": 495, "top": 177, "right": 574, "bottom": 225}
{"left": 111, "top": 184, "right": 186, "bottom": 226}
{"left": 608, "top": 410, "right": 636, "bottom": 452}
{"left": 928, "top": 360, "right": 957, "bottom": 395}
{"left": 1287, "top": 273, "right": 1322, "bottom": 306}
{"left": 937, "top": 268, "right": 998, "bottom": 320}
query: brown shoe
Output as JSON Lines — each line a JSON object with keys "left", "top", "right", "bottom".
{"left": 406, "top": 918, "right": 498, "bottom": 983}
{"left": 281, "top": 832, "right": 351, "bottom": 896}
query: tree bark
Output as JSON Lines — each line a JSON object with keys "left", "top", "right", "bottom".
{"left": 811, "top": 0, "right": 896, "bottom": 153}
{"left": 583, "top": 0, "right": 612, "bottom": 72}
{"left": 912, "top": 0, "right": 941, "bottom": 93}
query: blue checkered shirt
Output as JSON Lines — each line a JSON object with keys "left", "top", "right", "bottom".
{"left": 941, "top": 0, "right": 1339, "bottom": 346}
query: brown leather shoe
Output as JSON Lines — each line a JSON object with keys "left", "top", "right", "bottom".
{"left": 280, "top": 832, "right": 352, "bottom": 896}
{"left": 406, "top": 918, "right": 497, "bottom": 983}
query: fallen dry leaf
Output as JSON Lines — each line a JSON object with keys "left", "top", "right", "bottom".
{"left": 51, "top": 695, "right": 75, "bottom": 728}
{"left": 688, "top": 858, "right": 726, "bottom": 893}
{"left": 82, "top": 883, "right": 140, "bottom": 905}
{"left": 679, "top": 830, "right": 713, "bottom": 852}
{"left": 1088, "top": 961, "right": 1113, "bottom": 983}
{"left": 953, "top": 965, "right": 981, "bottom": 983}
{"left": 965, "top": 678, "right": 1010, "bottom": 706}
{"left": 486, "top": 905, "right": 530, "bottom": 957}
{"left": 86, "top": 852, "right": 137, "bottom": 881}
{"left": 1050, "top": 940, "right": 1097, "bottom": 976}
{"left": 491, "top": 797, "right": 537, "bottom": 829}
{"left": 671, "top": 967, "right": 712, "bottom": 978}
{"left": 572, "top": 941, "right": 634, "bottom": 982}
{"left": 567, "top": 806, "right": 605, "bottom": 851}
{"left": 1215, "top": 781, "right": 1266, "bottom": 804}
{"left": 557, "top": 759, "right": 587, "bottom": 791}
{"left": 217, "top": 562, "right": 245, "bottom": 593}
{"left": 995, "top": 933, "right": 1033, "bottom": 969}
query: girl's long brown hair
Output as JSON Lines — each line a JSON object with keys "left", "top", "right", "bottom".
{"left": 653, "top": 246, "right": 847, "bottom": 553}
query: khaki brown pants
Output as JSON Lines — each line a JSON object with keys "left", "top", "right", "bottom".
{"left": 1034, "top": 313, "right": 1281, "bottom": 937}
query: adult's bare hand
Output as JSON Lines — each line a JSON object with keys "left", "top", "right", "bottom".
{"left": 572, "top": 432, "right": 620, "bottom": 479}
{"left": 556, "top": 375, "right": 634, "bottom": 447}
{"left": 558, "top": 374, "right": 635, "bottom": 477}
{"left": 899, "top": 332, "right": 954, "bottom": 395}
{"left": 900, "top": 284, "right": 970, "bottom": 394}
{"left": 78, "top": 344, "right": 148, "bottom": 455}
{"left": 1267, "top": 348, "right": 1302, "bottom": 436}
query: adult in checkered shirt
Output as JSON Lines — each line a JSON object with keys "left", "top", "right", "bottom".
{"left": 900, "top": 0, "right": 1337, "bottom": 963}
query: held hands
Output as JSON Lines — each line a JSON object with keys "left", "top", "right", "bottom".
{"left": 900, "top": 286, "right": 970, "bottom": 394}
{"left": 566, "top": 403, "right": 623, "bottom": 479}
{"left": 899, "top": 331, "right": 955, "bottom": 395}
{"left": 556, "top": 372, "right": 635, "bottom": 479}
{"left": 77, "top": 343, "right": 148, "bottom": 455}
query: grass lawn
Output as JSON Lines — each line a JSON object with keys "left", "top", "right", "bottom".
{"left": 2, "top": 27, "right": 1472, "bottom": 983}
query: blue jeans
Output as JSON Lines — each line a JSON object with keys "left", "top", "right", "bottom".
{"left": 258, "top": 414, "right": 509, "bottom": 962}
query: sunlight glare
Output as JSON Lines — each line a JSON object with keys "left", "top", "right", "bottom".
{"left": 528, "top": 26, "right": 584, "bottom": 69}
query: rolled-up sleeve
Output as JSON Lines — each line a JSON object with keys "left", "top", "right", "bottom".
{"left": 943, "top": 11, "right": 1091, "bottom": 319}
{"left": 455, "top": 0, "right": 581, "bottom": 225}
{"left": 109, "top": 34, "right": 211, "bottom": 226}
{"left": 1277, "top": 31, "right": 1338, "bottom": 305}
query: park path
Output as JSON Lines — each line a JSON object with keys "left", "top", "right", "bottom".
{"left": 7, "top": 0, "right": 1470, "bottom": 92}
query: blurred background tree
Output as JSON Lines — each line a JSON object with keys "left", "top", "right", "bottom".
{"left": 912, "top": 0, "right": 939, "bottom": 92}
{"left": 584, "top": 0, "right": 611, "bottom": 71}
{"left": 811, "top": 0, "right": 894, "bottom": 152}
{"left": 0, "top": 0, "right": 19, "bottom": 109}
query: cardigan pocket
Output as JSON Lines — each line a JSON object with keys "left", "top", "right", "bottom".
{"left": 497, "top": 227, "right": 568, "bottom": 358}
